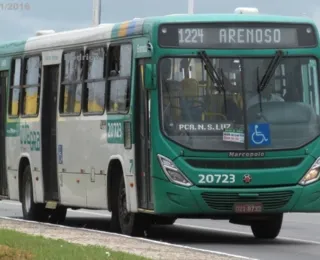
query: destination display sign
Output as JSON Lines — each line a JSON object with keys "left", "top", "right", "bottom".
{"left": 158, "top": 23, "right": 317, "bottom": 49}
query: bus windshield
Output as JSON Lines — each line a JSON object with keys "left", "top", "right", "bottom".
{"left": 159, "top": 56, "right": 320, "bottom": 151}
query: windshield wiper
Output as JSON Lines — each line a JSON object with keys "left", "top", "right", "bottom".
{"left": 198, "top": 50, "right": 227, "bottom": 114}
{"left": 198, "top": 51, "right": 225, "bottom": 92}
{"left": 256, "top": 50, "right": 284, "bottom": 114}
{"left": 257, "top": 50, "right": 284, "bottom": 93}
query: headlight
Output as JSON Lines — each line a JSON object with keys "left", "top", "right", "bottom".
{"left": 299, "top": 157, "right": 320, "bottom": 185}
{"left": 157, "top": 154, "right": 193, "bottom": 187}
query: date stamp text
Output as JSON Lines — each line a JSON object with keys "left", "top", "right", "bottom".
{"left": 0, "top": 2, "right": 30, "bottom": 11}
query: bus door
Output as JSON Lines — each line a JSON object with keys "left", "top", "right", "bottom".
{"left": 135, "top": 59, "right": 153, "bottom": 209}
{"left": 0, "top": 70, "right": 8, "bottom": 198}
{"left": 41, "top": 65, "right": 59, "bottom": 201}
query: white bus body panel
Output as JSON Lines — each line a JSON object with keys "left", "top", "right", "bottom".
{"left": 20, "top": 119, "right": 43, "bottom": 203}
{"left": 11, "top": 24, "right": 139, "bottom": 211}
{"left": 6, "top": 122, "right": 21, "bottom": 200}
{"left": 56, "top": 115, "right": 108, "bottom": 208}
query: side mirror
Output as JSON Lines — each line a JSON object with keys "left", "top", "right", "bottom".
{"left": 144, "top": 64, "right": 156, "bottom": 90}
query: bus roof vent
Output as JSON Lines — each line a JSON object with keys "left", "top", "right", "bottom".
{"left": 234, "top": 7, "right": 259, "bottom": 14}
{"left": 35, "top": 30, "right": 56, "bottom": 36}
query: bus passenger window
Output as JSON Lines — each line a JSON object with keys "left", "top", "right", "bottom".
{"left": 8, "top": 58, "right": 21, "bottom": 116}
{"left": 60, "top": 51, "right": 83, "bottom": 114}
{"left": 83, "top": 47, "right": 106, "bottom": 113}
{"left": 107, "top": 44, "right": 132, "bottom": 113}
{"left": 108, "top": 46, "right": 120, "bottom": 77}
{"left": 119, "top": 44, "right": 132, "bottom": 77}
{"left": 22, "top": 56, "right": 41, "bottom": 116}
{"left": 109, "top": 79, "right": 129, "bottom": 112}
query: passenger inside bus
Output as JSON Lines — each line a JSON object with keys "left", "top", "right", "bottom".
{"left": 215, "top": 60, "right": 243, "bottom": 124}
{"left": 160, "top": 56, "right": 293, "bottom": 127}
{"left": 160, "top": 57, "right": 244, "bottom": 126}
{"left": 178, "top": 58, "right": 206, "bottom": 122}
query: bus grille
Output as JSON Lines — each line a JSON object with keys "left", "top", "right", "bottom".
{"left": 186, "top": 158, "right": 303, "bottom": 169}
{"left": 201, "top": 191, "right": 293, "bottom": 211}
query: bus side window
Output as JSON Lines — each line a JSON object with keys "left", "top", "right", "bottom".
{"left": 21, "top": 56, "right": 41, "bottom": 116}
{"left": 108, "top": 45, "right": 120, "bottom": 76}
{"left": 59, "top": 50, "right": 83, "bottom": 115}
{"left": 107, "top": 44, "right": 132, "bottom": 113}
{"left": 83, "top": 47, "right": 106, "bottom": 114}
{"left": 119, "top": 44, "right": 132, "bottom": 77}
{"left": 308, "top": 60, "right": 319, "bottom": 114}
{"left": 8, "top": 58, "right": 22, "bottom": 117}
{"left": 300, "top": 59, "right": 320, "bottom": 115}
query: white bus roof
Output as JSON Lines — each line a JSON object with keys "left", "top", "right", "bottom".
{"left": 25, "top": 18, "right": 145, "bottom": 52}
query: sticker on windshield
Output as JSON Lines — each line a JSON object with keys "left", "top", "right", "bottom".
{"left": 248, "top": 123, "right": 271, "bottom": 147}
{"left": 177, "top": 122, "right": 233, "bottom": 133}
{"left": 223, "top": 128, "right": 244, "bottom": 143}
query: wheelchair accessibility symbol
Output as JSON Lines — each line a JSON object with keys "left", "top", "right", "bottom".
{"left": 249, "top": 123, "right": 271, "bottom": 147}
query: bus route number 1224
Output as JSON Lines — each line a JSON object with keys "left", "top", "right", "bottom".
{"left": 178, "top": 28, "right": 204, "bottom": 44}
{"left": 198, "top": 174, "right": 235, "bottom": 184}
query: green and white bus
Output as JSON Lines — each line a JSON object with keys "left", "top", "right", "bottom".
{"left": 1, "top": 7, "right": 320, "bottom": 239}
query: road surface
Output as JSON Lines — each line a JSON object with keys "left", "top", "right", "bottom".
{"left": 1, "top": 199, "right": 320, "bottom": 260}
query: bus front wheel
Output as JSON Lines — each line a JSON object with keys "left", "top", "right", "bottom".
{"left": 110, "top": 174, "right": 150, "bottom": 236}
{"left": 251, "top": 214, "right": 283, "bottom": 239}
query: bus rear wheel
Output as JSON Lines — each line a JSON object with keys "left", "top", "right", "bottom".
{"left": 251, "top": 214, "right": 283, "bottom": 239}
{"left": 21, "top": 165, "right": 48, "bottom": 222}
{"left": 110, "top": 174, "right": 150, "bottom": 236}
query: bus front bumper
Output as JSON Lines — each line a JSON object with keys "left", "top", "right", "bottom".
{"left": 153, "top": 177, "right": 320, "bottom": 215}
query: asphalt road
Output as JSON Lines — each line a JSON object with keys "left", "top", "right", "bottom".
{"left": 1, "top": 199, "right": 320, "bottom": 260}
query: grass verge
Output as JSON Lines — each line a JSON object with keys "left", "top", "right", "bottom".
{"left": 0, "top": 228, "right": 150, "bottom": 260}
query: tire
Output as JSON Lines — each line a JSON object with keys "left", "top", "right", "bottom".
{"left": 251, "top": 214, "right": 283, "bottom": 239}
{"left": 48, "top": 206, "right": 67, "bottom": 224}
{"left": 21, "top": 165, "right": 48, "bottom": 222}
{"left": 110, "top": 173, "right": 150, "bottom": 236}
{"left": 152, "top": 216, "right": 176, "bottom": 225}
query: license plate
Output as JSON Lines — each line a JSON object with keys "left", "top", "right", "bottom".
{"left": 234, "top": 202, "right": 263, "bottom": 213}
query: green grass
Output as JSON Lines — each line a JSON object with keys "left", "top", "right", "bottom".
{"left": 0, "top": 228, "right": 150, "bottom": 260}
